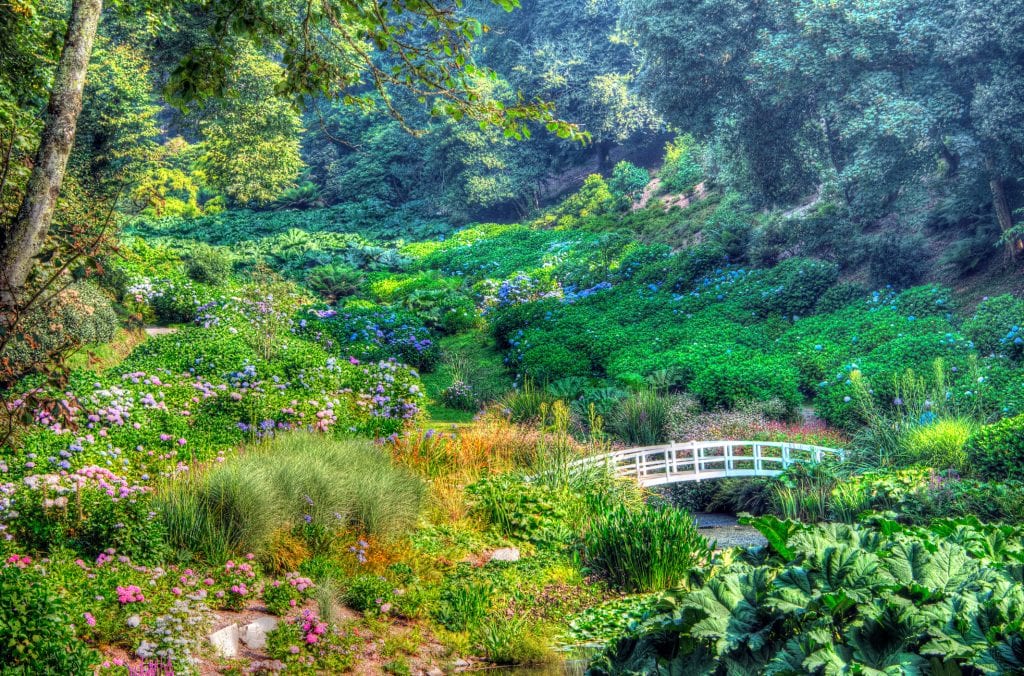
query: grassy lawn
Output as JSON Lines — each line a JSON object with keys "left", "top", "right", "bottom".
{"left": 421, "top": 332, "right": 513, "bottom": 425}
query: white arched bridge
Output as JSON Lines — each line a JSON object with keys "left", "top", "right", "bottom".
{"left": 574, "top": 440, "right": 845, "bottom": 487}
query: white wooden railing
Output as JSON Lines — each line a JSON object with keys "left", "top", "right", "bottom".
{"left": 572, "top": 440, "right": 845, "bottom": 487}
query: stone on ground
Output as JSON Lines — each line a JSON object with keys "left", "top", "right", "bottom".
{"left": 240, "top": 616, "right": 279, "bottom": 650}
{"left": 209, "top": 623, "right": 240, "bottom": 658}
{"left": 489, "top": 547, "right": 521, "bottom": 563}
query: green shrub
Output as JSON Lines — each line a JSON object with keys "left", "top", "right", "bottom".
{"left": 344, "top": 574, "right": 395, "bottom": 614}
{"left": 466, "top": 475, "right": 574, "bottom": 546}
{"left": 867, "top": 232, "right": 928, "bottom": 288}
{"left": 893, "top": 284, "right": 955, "bottom": 319}
{"left": 1, "top": 282, "right": 118, "bottom": 372}
{"left": 159, "top": 433, "right": 424, "bottom": 561}
{"left": 966, "top": 414, "right": 1024, "bottom": 481}
{"left": 305, "top": 264, "right": 363, "bottom": 300}
{"left": 609, "top": 161, "right": 649, "bottom": 207}
{"left": 432, "top": 574, "right": 493, "bottom": 631}
{"left": 744, "top": 257, "right": 839, "bottom": 318}
{"left": 584, "top": 503, "right": 709, "bottom": 592}
{"left": 963, "top": 294, "right": 1024, "bottom": 357}
{"left": 815, "top": 282, "right": 866, "bottom": 314}
{"left": 899, "top": 418, "right": 974, "bottom": 470}
{"left": 185, "top": 243, "right": 233, "bottom": 284}
{"left": 689, "top": 355, "right": 801, "bottom": 413}
{"left": 659, "top": 243, "right": 727, "bottom": 292}
{"left": 659, "top": 135, "right": 703, "bottom": 193}
{"left": 608, "top": 389, "right": 669, "bottom": 446}
{"left": 0, "top": 562, "right": 98, "bottom": 674}
{"left": 401, "top": 288, "right": 479, "bottom": 335}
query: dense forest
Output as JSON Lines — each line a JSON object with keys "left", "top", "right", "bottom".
{"left": 1, "top": 0, "right": 1023, "bottom": 674}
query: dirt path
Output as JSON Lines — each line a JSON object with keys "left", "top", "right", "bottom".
{"left": 144, "top": 326, "right": 178, "bottom": 337}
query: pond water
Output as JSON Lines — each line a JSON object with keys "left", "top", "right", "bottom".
{"left": 489, "top": 658, "right": 589, "bottom": 675}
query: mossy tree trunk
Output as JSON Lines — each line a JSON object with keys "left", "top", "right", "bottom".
{"left": 0, "top": 0, "right": 103, "bottom": 303}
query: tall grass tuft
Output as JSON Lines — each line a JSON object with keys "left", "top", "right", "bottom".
{"left": 501, "top": 379, "right": 552, "bottom": 423}
{"left": 609, "top": 389, "right": 669, "bottom": 446}
{"left": 584, "top": 503, "right": 709, "bottom": 592}
{"left": 899, "top": 418, "right": 974, "bottom": 471}
{"left": 157, "top": 433, "right": 424, "bottom": 563}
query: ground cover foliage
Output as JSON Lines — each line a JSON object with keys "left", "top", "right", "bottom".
{"left": 2, "top": 0, "right": 1024, "bottom": 670}
{"left": 5, "top": 149, "right": 1024, "bottom": 671}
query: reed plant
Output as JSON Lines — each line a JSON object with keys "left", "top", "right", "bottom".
{"left": 584, "top": 503, "right": 710, "bottom": 592}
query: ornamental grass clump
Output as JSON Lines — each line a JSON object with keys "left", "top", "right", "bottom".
{"left": 899, "top": 417, "right": 974, "bottom": 471}
{"left": 608, "top": 389, "right": 669, "bottom": 446}
{"left": 158, "top": 433, "right": 424, "bottom": 562}
{"left": 584, "top": 503, "right": 710, "bottom": 593}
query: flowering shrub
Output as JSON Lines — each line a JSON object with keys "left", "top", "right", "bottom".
{"left": 213, "top": 557, "right": 259, "bottom": 610}
{"left": 265, "top": 609, "right": 359, "bottom": 672}
{"left": 299, "top": 306, "right": 440, "bottom": 371}
{"left": 441, "top": 380, "right": 477, "bottom": 411}
{"left": 263, "top": 572, "right": 314, "bottom": 615}
{"left": 476, "top": 272, "right": 563, "bottom": 313}
{"left": 1, "top": 466, "right": 167, "bottom": 563}
{"left": 136, "top": 597, "right": 212, "bottom": 670}
{"left": 147, "top": 277, "right": 203, "bottom": 324}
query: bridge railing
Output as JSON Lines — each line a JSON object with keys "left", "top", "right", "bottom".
{"left": 573, "top": 440, "right": 845, "bottom": 486}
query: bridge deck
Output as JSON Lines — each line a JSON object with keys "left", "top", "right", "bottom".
{"left": 574, "top": 440, "right": 845, "bottom": 486}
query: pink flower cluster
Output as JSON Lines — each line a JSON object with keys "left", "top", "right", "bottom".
{"left": 5, "top": 554, "right": 31, "bottom": 568}
{"left": 116, "top": 584, "right": 146, "bottom": 604}
{"left": 287, "top": 573, "right": 314, "bottom": 592}
{"left": 299, "top": 609, "right": 328, "bottom": 644}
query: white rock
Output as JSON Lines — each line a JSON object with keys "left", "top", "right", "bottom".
{"left": 240, "top": 616, "right": 279, "bottom": 650}
{"left": 426, "top": 668, "right": 445, "bottom": 676}
{"left": 489, "top": 547, "right": 520, "bottom": 563}
{"left": 209, "top": 623, "right": 240, "bottom": 658}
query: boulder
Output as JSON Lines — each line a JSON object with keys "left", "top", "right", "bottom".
{"left": 489, "top": 547, "right": 521, "bottom": 563}
{"left": 209, "top": 623, "right": 240, "bottom": 658}
{"left": 240, "top": 616, "right": 279, "bottom": 650}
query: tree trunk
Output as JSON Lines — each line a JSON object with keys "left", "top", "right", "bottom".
{"left": 987, "top": 161, "right": 1019, "bottom": 260}
{"left": 939, "top": 142, "right": 959, "bottom": 178}
{"left": 0, "top": 0, "right": 103, "bottom": 302}
{"left": 596, "top": 140, "right": 612, "bottom": 172}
